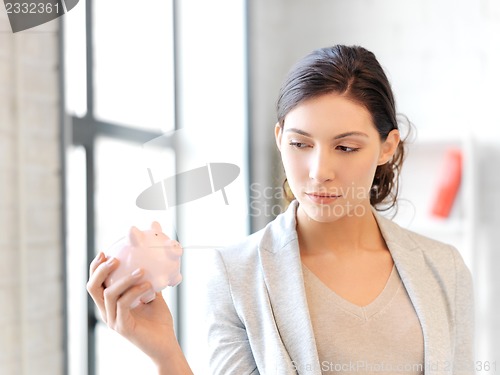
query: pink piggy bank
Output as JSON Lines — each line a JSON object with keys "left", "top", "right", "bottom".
{"left": 104, "top": 221, "right": 183, "bottom": 307}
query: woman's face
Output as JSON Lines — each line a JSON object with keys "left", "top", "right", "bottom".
{"left": 275, "top": 92, "right": 399, "bottom": 223}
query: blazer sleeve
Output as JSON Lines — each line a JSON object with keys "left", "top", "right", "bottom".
{"left": 203, "top": 249, "right": 260, "bottom": 375}
{"left": 451, "top": 247, "right": 475, "bottom": 374}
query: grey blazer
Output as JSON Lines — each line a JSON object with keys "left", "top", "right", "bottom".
{"left": 204, "top": 200, "right": 474, "bottom": 375}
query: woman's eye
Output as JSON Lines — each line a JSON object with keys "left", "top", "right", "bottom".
{"left": 336, "top": 145, "right": 360, "bottom": 153}
{"left": 289, "top": 141, "right": 309, "bottom": 149}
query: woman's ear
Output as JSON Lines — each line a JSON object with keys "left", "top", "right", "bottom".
{"left": 275, "top": 122, "right": 283, "bottom": 151}
{"left": 378, "top": 129, "right": 400, "bottom": 165}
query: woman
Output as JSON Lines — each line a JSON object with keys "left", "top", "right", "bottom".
{"left": 87, "top": 45, "right": 474, "bottom": 374}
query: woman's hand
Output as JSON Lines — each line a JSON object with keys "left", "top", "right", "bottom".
{"left": 86, "top": 252, "right": 193, "bottom": 374}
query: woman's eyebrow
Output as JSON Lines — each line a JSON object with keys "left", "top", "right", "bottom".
{"left": 333, "top": 131, "right": 369, "bottom": 139}
{"left": 285, "top": 128, "right": 369, "bottom": 139}
{"left": 285, "top": 128, "right": 311, "bottom": 136}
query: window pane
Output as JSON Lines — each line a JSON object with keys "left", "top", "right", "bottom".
{"left": 63, "top": 0, "right": 87, "bottom": 117}
{"left": 94, "top": 136, "right": 177, "bottom": 245}
{"left": 96, "top": 323, "right": 157, "bottom": 374}
{"left": 175, "top": 0, "right": 248, "bottom": 373}
{"left": 93, "top": 0, "right": 175, "bottom": 132}
{"left": 65, "top": 146, "right": 88, "bottom": 375}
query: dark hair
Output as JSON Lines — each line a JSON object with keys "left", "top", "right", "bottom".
{"left": 277, "top": 45, "right": 408, "bottom": 211}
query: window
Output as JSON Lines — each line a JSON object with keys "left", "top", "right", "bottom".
{"left": 63, "top": 1, "right": 248, "bottom": 374}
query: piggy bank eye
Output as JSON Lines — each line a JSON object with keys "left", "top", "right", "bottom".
{"left": 155, "top": 233, "right": 158, "bottom": 236}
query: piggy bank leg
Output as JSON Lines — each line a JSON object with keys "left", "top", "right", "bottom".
{"left": 168, "top": 274, "right": 183, "bottom": 287}
{"left": 140, "top": 290, "right": 157, "bottom": 304}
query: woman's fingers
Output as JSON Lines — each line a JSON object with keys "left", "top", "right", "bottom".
{"left": 86, "top": 252, "right": 117, "bottom": 322}
{"left": 87, "top": 252, "right": 158, "bottom": 338}
{"left": 89, "top": 251, "right": 105, "bottom": 275}
{"left": 114, "top": 284, "right": 157, "bottom": 334}
{"left": 102, "top": 268, "right": 150, "bottom": 327}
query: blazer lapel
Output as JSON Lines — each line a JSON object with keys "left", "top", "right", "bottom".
{"left": 258, "top": 201, "right": 321, "bottom": 374}
{"left": 374, "top": 212, "right": 452, "bottom": 373}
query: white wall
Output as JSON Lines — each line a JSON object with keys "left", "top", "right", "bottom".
{"left": 0, "top": 13, "right": 63, "bottom": 375}
{"left": 250, "top": 0, "right": 500, "bottom": 139}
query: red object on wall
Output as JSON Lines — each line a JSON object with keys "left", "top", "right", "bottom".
{"left": 430, "top": 148, "right": 463, "bottom": 218}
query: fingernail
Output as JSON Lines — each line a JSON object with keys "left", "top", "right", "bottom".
{"left": 130, "top": 299, "right": 141, "bottom": 309}
{"left": 131, "top": 268, "right": 143, "bottom": 278}
{"left": 105, "top": 257, "right": 116, "bottom": 266}
{"left": 97, "top": 252, "right": 104, "bottom": 261}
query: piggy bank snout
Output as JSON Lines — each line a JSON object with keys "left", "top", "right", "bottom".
{"left": 162, "top": 240, "right": 183, "bottom": 256}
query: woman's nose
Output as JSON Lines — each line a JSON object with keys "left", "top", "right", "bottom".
{"left": 308, "top": 148, "right": 335, "bottom": 182}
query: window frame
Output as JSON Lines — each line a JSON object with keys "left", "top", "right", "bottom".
{"left": 61, "top": 1, "right": 181, "bottom": 374}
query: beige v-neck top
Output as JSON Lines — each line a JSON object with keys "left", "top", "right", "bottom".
{"left": 302, "top": 264, "right": 424, "bottom": 374}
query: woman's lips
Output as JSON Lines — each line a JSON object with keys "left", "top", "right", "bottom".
{"left": 306, "top": 193, "right": 341, "bottom": 204}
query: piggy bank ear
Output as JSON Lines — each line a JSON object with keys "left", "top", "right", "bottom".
{"left": 129, "top": 226, "right": 143, "bottom": 246}
{"left": 151, "top": 221, "right": 162, "bottom": 233}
